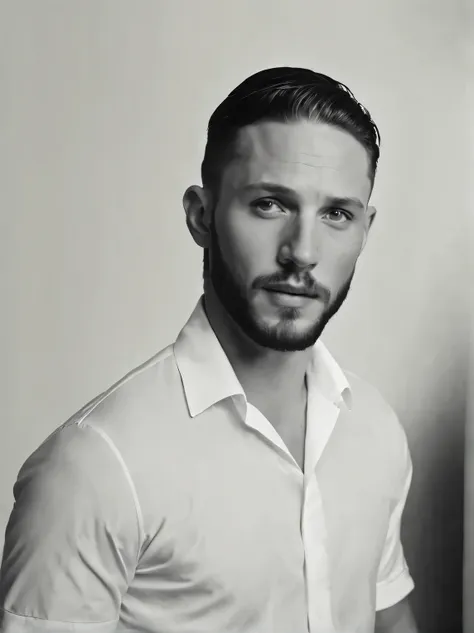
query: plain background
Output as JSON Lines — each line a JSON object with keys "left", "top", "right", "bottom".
{"left": 0, "top": 2, "right": 469, "bottom": 632}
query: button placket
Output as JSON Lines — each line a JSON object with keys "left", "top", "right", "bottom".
{"left": 302, "top": 390, "right": 341, "bottom": 633}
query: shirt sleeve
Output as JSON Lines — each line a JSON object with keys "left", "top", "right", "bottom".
{"left": 0, "top": 421, "right": 141, "bottom": 632}
{"left": 375, "top": 427, "right": 415, "bottom": 611}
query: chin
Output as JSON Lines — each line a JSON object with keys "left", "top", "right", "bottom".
{"left": 254, "top": 333, "right": 320, "bottom": 353}
{"left": 260, "top": 305, "right": 323, "bottom": 329}
{"left": 245, "top": 314, "right": 325, "bottom": 352}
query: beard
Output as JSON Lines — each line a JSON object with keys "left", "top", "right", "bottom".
{"left": 205, "top": 222, "right": 354, "bottom": 352}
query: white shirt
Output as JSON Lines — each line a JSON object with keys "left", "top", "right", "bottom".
{"left": 0, "top": 297, "right": 414, "bottom": 632}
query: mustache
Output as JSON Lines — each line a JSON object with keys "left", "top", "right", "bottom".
{"left": 253, "top": 273, "right": 331, "bottom": 303}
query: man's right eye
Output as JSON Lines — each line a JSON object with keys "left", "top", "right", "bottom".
{"left": 251, "top": 199, "right": 287, "bottom": 216}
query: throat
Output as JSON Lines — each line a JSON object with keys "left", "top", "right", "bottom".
{"left": 251, "top": 394, "right": 308, "bottom": 472}
{"left": 279, "top": 411, "right": 307, "bottom": 472}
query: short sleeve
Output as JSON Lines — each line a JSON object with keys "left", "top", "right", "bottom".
{"left": 0, "top": 421, "right": 141, "bottom": 631}
{"left": 375, "top": 427, "right": 415, "bottom": 611}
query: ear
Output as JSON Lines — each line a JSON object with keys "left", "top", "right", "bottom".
{"left": 361, "top": 205, "right": 377, "bottom": 251}
{"left": 182, "top": 185, "right": 213, "bottom": 249}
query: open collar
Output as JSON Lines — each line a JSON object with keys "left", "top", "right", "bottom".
{"left": 173, "top": 296, "right": 352, "bottom": 418}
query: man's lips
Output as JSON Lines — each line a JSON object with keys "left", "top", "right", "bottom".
{"left": 263, "top": 284, "right": 318, "bottom": 298}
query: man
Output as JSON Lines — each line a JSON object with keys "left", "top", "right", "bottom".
{"left": 0, "top": 67, "right": 418, "bottom": 633}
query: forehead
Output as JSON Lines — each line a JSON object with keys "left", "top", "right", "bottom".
{"left": 221, "top": 120, "right": 372, "bottom": 203}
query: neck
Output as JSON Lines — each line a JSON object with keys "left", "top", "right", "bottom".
{"left": 203, "top": 289, "right": 311, "bottom": 406}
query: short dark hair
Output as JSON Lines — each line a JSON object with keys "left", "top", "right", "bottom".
{"left": 201, "top": 66, "right": 381, "bottom": 195}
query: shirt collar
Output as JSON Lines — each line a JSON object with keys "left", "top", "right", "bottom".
{"left": 308, "top": 340, "right": 353, "bottom": 410}
{"left": 173, "top": 296, "right": 352, "bottom": 418}
{"left": 173, "top": 297, "right": 246, "bottom": 418}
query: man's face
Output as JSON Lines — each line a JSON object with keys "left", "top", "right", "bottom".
{"left": 207, "top": 120, "right": 373, "bottom": 352}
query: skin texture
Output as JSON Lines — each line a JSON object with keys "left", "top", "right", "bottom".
{"left": 183, "top": 119, "right": 418, "bottom": 632}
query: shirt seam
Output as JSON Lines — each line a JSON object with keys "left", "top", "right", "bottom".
{"left": 78, "top": 423, "right": 145, "bottom": 569}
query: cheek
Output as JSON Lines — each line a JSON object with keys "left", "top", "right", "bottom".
{"left": 318, "top": 232, "right": 364, "bottom": 283}
{"left": 219, "top": 213, "right": 278, "bottom": 281}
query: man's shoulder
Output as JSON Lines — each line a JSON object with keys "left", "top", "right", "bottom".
{"left": 341, "top": 370, "right": 412, "bottom": 496}
{"left": 48, "top": 342, "right": 186, "bottom": 459}
{"left": 16, "top": 343, "right": 187, "bottom": 501}
{"left": 343, "top": 369, "right": 408, "bottom": 448}
{"left": 73, "top": 343, "right": 179, "bottom": 422}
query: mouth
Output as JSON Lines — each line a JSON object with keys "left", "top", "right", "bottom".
{"left": 263, "top": 285, "right": 315, "bottom": 298}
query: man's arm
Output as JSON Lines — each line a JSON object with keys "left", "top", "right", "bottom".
{"left": 0, "top": 422, "right": 139, "bottom": 631}
{"left": 375, "top": 419, "right": 417, "bottom": 626}
{"left": 375, "top": 596, "right": 419, "bottom": 633}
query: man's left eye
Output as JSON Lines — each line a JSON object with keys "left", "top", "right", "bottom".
{"left": 325, "top": 209, "right": 351, "bottom": 223}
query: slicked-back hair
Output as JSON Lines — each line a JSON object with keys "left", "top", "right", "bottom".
{"left": 201, "top": 67, "right": 381, "bottom": 197}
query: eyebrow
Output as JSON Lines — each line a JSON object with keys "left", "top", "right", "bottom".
{"left": 241, "top": 182, "right": 365, "bottom": 210}
{"left": 329, "top": 196, "right": 365, "bottom": 210}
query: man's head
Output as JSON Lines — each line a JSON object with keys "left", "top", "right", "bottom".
{"left": 184, "top": 67, "right": 379, "bottom": 352}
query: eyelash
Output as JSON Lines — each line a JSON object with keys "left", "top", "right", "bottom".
{"left": 252, "top": 199, "right": 286, "bottom": 215}
{"left": 325, "top": 209, "right": 353, "bottom": 222}
{"left": 251, "top": 198, "right": 353, "bottom": 223}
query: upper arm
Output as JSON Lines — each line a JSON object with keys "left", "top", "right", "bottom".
{"left": 375, "top": 596, "right": 419, "bottom": 633}
{"left": 0, "top": 422, "right": 140, "bottom": 631}
{"left": 376, "top": 420, "right": 415, "bottom": 611}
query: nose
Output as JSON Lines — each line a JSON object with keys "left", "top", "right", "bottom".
{"left": 278, "top": 214, "right": 319, "bottom": 271}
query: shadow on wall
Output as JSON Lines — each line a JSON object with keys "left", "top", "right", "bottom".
{"left": 402, "top": 402, "right": 465, "bottom": 633}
